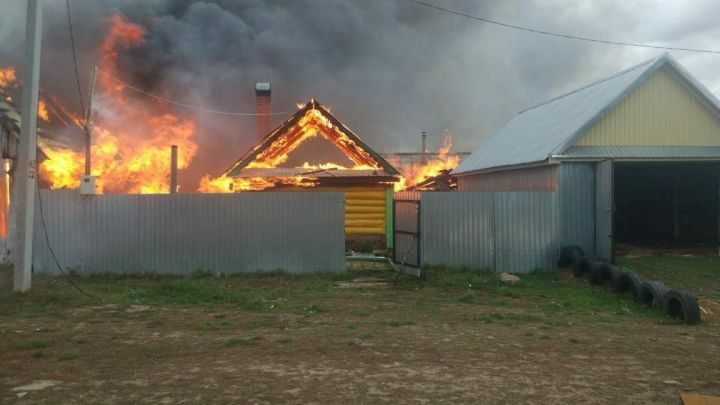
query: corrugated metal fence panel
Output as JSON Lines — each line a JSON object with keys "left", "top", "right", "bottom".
{"left": 557, "top": 163, "right": 595, "bottom": 256}
{"left": 493, "top": 192, "right": 559, "bottom": 273}
{"left": 456, "top": 166, "right": 558, "bottom": 192}
{"left": 420, "top": 192, "right": 494, "bottom": 270}
{"left": 393, "top": 192, "right": 421, "bottom": 267}
{"left": 32, "top": 190, "right": 345, "bottom": 275}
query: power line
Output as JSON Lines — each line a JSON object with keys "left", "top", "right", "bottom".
{"left": 36, "top": 185, "right": 98, "bottom": 300}
{"left": 65, "top": 0, "right": 85, "bottom": 119}
{"left": 100, "top": 73, "right": 290, "bottom": 116}
{"left": 409, "top": 0, "right": 720, "bottom": 55}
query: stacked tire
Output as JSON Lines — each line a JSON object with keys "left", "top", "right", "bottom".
{"left": 560, "top": 245, "right": 701, "bottom": 325}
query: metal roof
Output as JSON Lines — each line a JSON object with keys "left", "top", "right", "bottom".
{"left": 554, "top": 146, "right": 720, "bottom": 159}
{"left": 454, "top": 53, "right": 720, "bottom": 175}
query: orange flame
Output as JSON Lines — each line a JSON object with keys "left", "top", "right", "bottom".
{"left": 0, "top": 67, "right": 17, "bottom": 88}
{"left": 37, "top": 99, "right": 49, "bottom": 121}
{"left": 395, "top": 132, "right": 460, "bottom": 191}
{"left": 38, "top": 14, "right": 197, "bottom": 194}
{"left": 200, "top": 103, "right": 383, "bottom": 193}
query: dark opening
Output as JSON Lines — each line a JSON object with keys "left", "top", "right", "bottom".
{"left": 614, "top": 162, "right": 719, "bottom": 248}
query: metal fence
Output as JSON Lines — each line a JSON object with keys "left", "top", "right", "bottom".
{"left": 32, "top": 190, "right": 346, "bottom": 275}
{"left": 399, "top": 191, "right": 560, "bottom": 273}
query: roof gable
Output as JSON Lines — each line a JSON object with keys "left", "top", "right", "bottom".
{"left": 453, "top": 53, "right": 720, "bottom": 175}
{"left": 224, "top": 99, "right": 399, "bottom": 177}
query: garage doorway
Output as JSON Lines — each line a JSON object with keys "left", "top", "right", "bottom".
{"left": 613, "top": 162, "right": 719, "bottom": 255}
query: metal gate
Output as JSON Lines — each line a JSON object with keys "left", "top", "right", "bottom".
{"left": 393, "top": 198, "right": 422, "bottom": 277}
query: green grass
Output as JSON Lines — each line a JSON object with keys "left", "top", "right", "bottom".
{"left": 617, "top": 256, "right": 720, "bottom": 300}
{"left": 31, "top": 351, "right": 44, "bottom": 358}
{"left": 420, "top": 266, "right": 664, "bottom": 319}
{"left": 15, "top": 340, "right": 53, "bottom": 350}
{"left": 58, "top": 351, "right": 79, "bottom": 361}
{"left": 305, "top": 304, "right": 324, "bottom": 315}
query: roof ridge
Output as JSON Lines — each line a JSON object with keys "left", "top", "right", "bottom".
{"left": 516, "top": 54, "right": 666, "bottom": 115}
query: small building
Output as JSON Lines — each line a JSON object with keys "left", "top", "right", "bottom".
{"left": 217, "top": 99, "right": 401, "bottom": 250}
{"left": 454, "top": 54, "right": 720, "bottom": 260}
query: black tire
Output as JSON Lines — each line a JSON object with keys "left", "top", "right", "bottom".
{"left": 559, "top": 245, "right": 585, "bottom": 268}
{"left": 608, "top": 264, "right": 623, "bottom": 285}
{"left": 575, "top": 257, "right": 603, "bottom": 278}
{"left": 614, "top": 272, "right": 643, "bottom": 300}
{"left": 636, "top": 281, "right": 668, "bottom": 309}
{"left": 589, "top": 262, "right": 614, "bottom": 286}
{"left": 664, "top": 289, "right": 701, "bottom": 325}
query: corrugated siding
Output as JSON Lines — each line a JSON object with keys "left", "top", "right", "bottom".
{"left": 494, "top": 192, "right": 559, "bottom": 272}
{"left": 556, "top": 145, "right": 720, "bottom": 159}
{"left": 419, "top": 192, "right": 559, "bottom": 273}
{"left": 576, "top": 66, "right": 720, "bottom": 147}
{"left": 457, "top": 165, "right": 558, "bottom": 192}
{"left": 32, "top": 190, "right": 345, "bottom": 274}
{"left": 421, "top": 192, "right": 494, "bottom": 270}
{"left": 557, "top": 163, "right": 595, "bottom": 256}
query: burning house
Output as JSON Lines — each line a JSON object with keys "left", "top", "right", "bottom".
{"left": 202, "top": 98, "right": 401, "bottom": 249}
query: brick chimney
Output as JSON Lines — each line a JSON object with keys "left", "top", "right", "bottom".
{"left": 255, "top": 82, "right": 271, "bottom": 138}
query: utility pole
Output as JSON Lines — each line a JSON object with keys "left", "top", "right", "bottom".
{"left": 8, "top": 0, "right": 43, "bottom": 292}
{"left": 84, "top": 66, "right": 97, "bottom": 176}
{"left": 170, "top": 145, "right": 178, "bottom": 194}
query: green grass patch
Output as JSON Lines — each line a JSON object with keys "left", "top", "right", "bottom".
{"left": 58, "top": 351, "right": 79, "bottom": 361}
{"left": 15, "top": 340, "right": 53, "bottom": 350}
{"left": 122, "top": 280, "right": 264, "bottom": 309}
{"left": 359, "top": 332, "right": 374, "bottom": 339}
{"left": 224, "top": 336, "right": 263, "bottom": 348}
{"left": 617, "top": 256, "right": 720, "bottom": 300}
{"left": 31, "top": 351, "right": 44, "bottom": 358}
{"left": 277, "top": 336, "right": 293, "bottom": 344}
{"left": 456, "top": 291, "right": 480, "bottom": 304}
{"left": 305, "top": 304, "right": 324, "bottom": 315}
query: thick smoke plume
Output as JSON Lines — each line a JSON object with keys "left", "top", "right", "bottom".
{"left": 1, "top": 0, "right": 718, "bottom": 190}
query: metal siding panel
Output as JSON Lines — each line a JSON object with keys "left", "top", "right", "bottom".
{"left": 419, "top": 192, "right": 493, "bottom": 270}
{"left": 418, "top": 192, "right": 558, "bottom": 273}
{"left": 576, "top": 67, "right": 720, "bottom": 147}
{"left": 557, "top": 145, "right": 720, "bottom": 159}
{"left": 495, "top": 192, "right": 560, "bottom": 273}
{"left": 595, "top": 161, "right": 614, "bottom": 260}
{"left": 557, "top": 163, "right": 595, "bottom": 256}
{"left": 32, "top": 191, "right": 345, "bottom": 275}
{"left": 456, "top": 166, "right": 557, "bottom": 192}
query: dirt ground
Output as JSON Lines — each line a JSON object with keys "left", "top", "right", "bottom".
{"left": 1, "top": 265, "right": 719, "bottom": 404}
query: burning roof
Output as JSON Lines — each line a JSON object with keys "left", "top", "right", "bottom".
{"left": 200, "top": 99, "right": 400, "bottom": 192}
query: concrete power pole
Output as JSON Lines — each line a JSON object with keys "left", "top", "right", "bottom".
{"left": 8, "top": 0, "right": 43, "bottom": 292}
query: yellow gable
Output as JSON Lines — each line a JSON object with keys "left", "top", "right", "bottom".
{"left": 575, "top": 66, "right": 720, "bottom": 147}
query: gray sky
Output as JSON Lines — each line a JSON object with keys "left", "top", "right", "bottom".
{"left": 1, "top": 0, "right": 719, "bottom": 185}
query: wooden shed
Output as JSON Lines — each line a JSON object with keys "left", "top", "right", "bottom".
{"left": 216, "top": 99, "right": 401, "bottom": 249}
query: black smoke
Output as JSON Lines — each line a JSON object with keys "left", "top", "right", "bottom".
{"left": 1, "top": 0, "right": 718, "bottom": 190}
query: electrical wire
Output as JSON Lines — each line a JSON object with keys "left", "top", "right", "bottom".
{"left": 35, "top": 185, "right": 98, "bottom": 300}
{"left": 409, "top": 0, "right": 720, "bottom": 55}
{"left": 65, "top": 0, "right": 86, "bottom": 120}
{"left": 100, "top": 73, "right": 290, "bottom": 116}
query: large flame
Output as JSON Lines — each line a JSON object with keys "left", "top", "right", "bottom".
{"left": 394, "top": 132, "right": 460, "bottom": 191}
{"left": 0, "top": 67, "right": 17, "bottom": 88}
{"left": 199, "top": 104, "right": 383, "bottom": 193}
{"left": 37, "top": 15, "right": 197, "bottom": 194}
